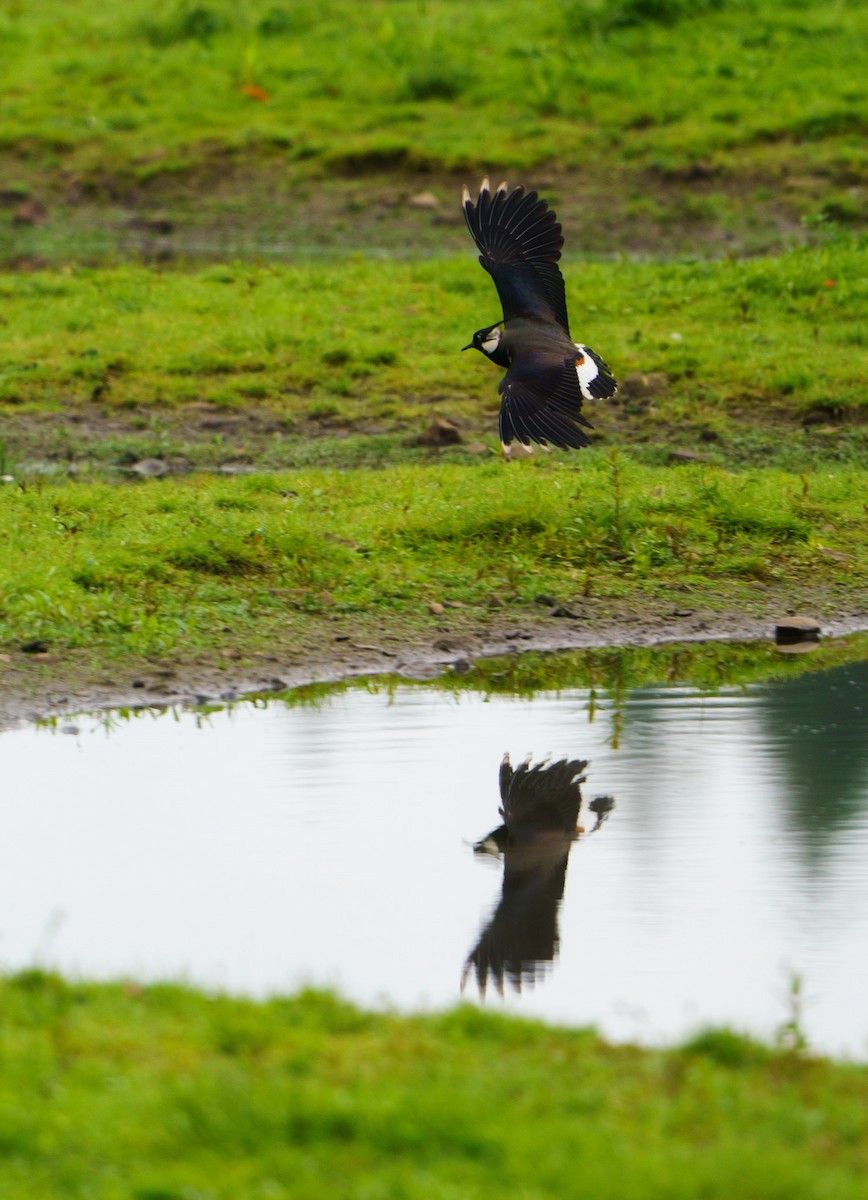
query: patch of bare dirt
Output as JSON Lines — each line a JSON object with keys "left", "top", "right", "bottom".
{"left": 2, "top": 601, "right": 866, "bottom": 731}
{"left": 6, "top": 158, "right": 862, "bottom": 268}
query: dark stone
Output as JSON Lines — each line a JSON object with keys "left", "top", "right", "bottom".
{"left": 13, "top": 198, "right": 47, "bottom": 225}
{"left": 618, "top": 372, "right": 668, "bottom": 401}
{"left": 132, "top": 679, "right": 146, "bottom": 688}
{"left": 775, "top": 616, "right": 821, "bottom": 644}
{"left": 416, "top": 419, "right": 462, "bottom": 447}
{"left": 127, "top": 216, "right": 175, "bottom": 235}
{"left": 21, "top": 640, "right": 49, "bottom": 654}
{"left": 534, "top": 594, "right": 557, "bottom": 607}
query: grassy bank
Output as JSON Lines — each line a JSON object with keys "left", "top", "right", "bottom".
{"left": 0, "top": 972, "right": 866, "bottom": 1199}
{"left": 1, "top": 459, "right": 865, "bottom": 664}
{"left": 1, "top": 0, "right": 865, "bottom": 263}
{"left": 1, "top": 0, "right": 865, "bottom": 186}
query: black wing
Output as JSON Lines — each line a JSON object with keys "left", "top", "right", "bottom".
{"left": 501, "top": 756, "right": 587, "bottom": 832}
{"left": 463, "top": 179, "right": 570, "bottom": 336}
{"left": 499, "top": 354, "right": 595, "bottom": 450}
{"left": 463, "top": 756, "right": 588, "bottom": 995}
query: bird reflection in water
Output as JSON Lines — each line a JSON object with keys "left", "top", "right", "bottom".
{"left": 462, "top": 754, "right": 614, "bottom": 997}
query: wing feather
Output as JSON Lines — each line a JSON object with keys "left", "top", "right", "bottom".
{"left": 463, "top": 181, "right": 570, "bottom": 335}
{"left": 499, "top": 354, "right": 594, "bottom": 450}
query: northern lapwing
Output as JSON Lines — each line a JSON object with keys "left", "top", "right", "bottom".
{"left": 462, "top": 754, "right": 600, "bottom": 997}
{"left": 462, "top": 178, "right": 617, "bottom": 456}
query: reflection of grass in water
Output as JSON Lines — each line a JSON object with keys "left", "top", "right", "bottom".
{"left": 1, "top": 969, "right": 866, "bottom": 1198}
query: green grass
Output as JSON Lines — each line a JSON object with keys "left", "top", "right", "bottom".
{"left": 0, "top": 971, "right": 866, "bottom": 1199}
{"left": 1, "top": 0, "right": 866, "bottom": 264}
{"left": 1, "top": 458, "right": 865, "bottom": 662}
{"left": 1, "top": 1, "right": 866, "bottom": 699}
{"left": 1, "top": 0, "right": 865, "bottom": 184}
{"left": 1, "top": 235, "right": 866, "bottom": 472}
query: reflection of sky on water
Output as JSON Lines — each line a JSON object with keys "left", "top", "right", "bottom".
{"left": 0, "top": 660, "right": 865, "bottom": 1057}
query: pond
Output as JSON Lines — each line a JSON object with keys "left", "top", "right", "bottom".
{"left": 1, "top": 642, "right": 866, "bottom": 1057}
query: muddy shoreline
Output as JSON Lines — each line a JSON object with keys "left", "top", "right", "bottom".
{"left": 3, "top": 606, "right": 866, "bottom": 732}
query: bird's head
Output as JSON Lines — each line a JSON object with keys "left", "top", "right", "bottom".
{"left": 462, "top": 323, "right": 506, "bottom": 363}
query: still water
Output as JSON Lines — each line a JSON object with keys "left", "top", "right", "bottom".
{"left": 1, "top": 653, "right": 866, "bottom": 1056}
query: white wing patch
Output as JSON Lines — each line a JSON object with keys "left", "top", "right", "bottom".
{"left": 574, "top": 343, "right": 601, "bottom": 402}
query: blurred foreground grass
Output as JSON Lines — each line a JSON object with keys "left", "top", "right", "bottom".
{"left": 1, "top": 971, "right": 866, "bottom": 1199}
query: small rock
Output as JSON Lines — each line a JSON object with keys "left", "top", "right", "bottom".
{"left": 535, "top": 594, "right": 557, "bottom": 607}
{"left": 21, "top": 640, "right": 49, "bottom": 654}
{"left": 127, "top": 215, "right": 174, "bottom": 235}
{"left": 550, "top": 605, "right": 580, "bottom": 619}
{"left": 416, "top": 419, "right": 462, "bottom": 447}
{"left": 61, "top": 725, "right": 80, "bottom": 736}
{"left": 13, "top": 198, "right": 47, "bottom": 225}
{"left": 132, "top": 679, "right": 146, "bottom": 688}
{"left": 130, "top": 458, "right": 168, "bottom": 477}
{"left": 408, "top": 191, "right": 440, "bottom": 210}
{"left": 775, "top": 615, "right": 821, "bottom": 645}
{"left": 0, "top": 652, "right": 11, "bottom": 663}
{"left": 671, "top": 608, "right": 695, "bottom": 618}
{"left": 618, "top": 372, "right": 669, "bottom": 401}
{"left": 452, "top": 657, "right": 472, "bottom": 674}
{"left": 776, "top": 642, "right": 819, "bottom": 655}
{"left": 668, "top": 449, "right": 708, "bottom": 465}
{"left": 433, "top": 637, "right": 471, "bottom": 654}
{"left": 428, "top": 601, "right": 445, "bottom": 616}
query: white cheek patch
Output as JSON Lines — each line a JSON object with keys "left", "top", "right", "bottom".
{"left": 482, "top": 333, "right": 501, "bottom": 354}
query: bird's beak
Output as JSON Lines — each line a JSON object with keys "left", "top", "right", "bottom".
{"left": 461, "top": 343, "right": 473, "bottom": 351}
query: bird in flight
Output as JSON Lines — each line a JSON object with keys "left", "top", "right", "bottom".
{"left": 462, "top": 178, "right": 616, "bottom": 456}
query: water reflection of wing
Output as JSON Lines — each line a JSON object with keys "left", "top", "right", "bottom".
{"left": 463, "top": 754, "right": 589, "bottom": 997}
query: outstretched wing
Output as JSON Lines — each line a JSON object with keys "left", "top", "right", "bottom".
{"left": 463, "top": 179, "right": 570, "bottom": 336}
{"left": 499, "top": 354, "right": 595, "bottom": 450}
